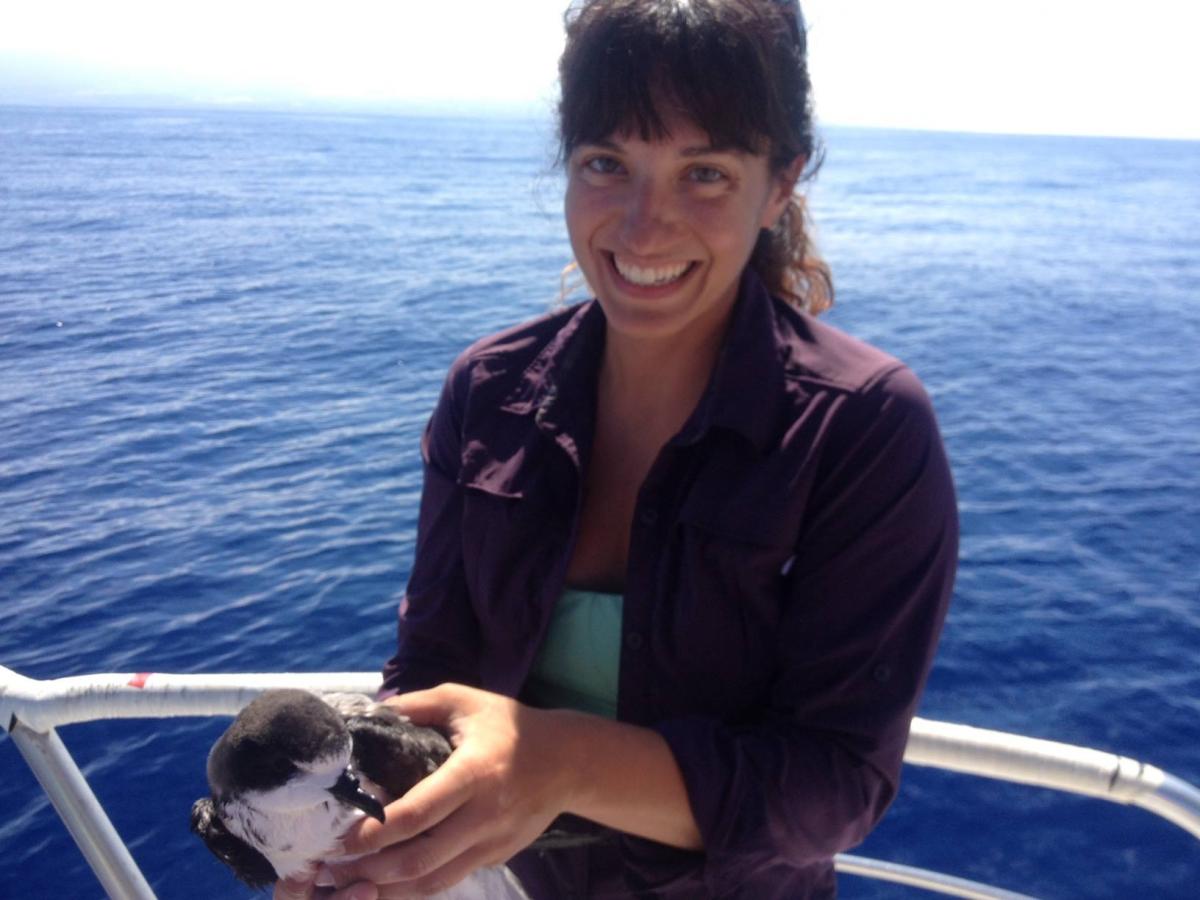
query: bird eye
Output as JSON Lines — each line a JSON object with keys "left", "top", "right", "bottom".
{"left": 250, "top": 748, "right": 297, "bottom": 784}
{"left": 270, "top": 755, "right": 296, "bottom": 779}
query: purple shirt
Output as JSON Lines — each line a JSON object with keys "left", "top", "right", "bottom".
{"left": 380, "top": 271, "right": 958, "bottom": 898}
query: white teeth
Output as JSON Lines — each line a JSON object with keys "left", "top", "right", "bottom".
{"left": 613, "top": 257, "right": 691, "bottom": 287}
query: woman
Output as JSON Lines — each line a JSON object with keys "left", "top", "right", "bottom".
{"left": 279, "top": 1, "right": 957, "bottom": 897}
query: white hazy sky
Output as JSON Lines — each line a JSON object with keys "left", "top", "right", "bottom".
{"left": 1, "top": 0, "right": 1198, "bottom": 139}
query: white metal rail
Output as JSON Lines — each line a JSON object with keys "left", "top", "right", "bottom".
{"left": 4, "top": 665, "right": 1199, "bottom": 900}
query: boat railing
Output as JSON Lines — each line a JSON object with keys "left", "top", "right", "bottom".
{"left": 4, "top": 665, "right": 1199, "bottom": 900}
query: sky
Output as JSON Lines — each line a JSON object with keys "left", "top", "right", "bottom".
{"left": 1, "top": 0, "right": 1198, "bottom": 140}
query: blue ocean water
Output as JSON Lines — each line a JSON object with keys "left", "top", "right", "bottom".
{"left": 1, "top": 105, "right": 1197, "bottom": 898}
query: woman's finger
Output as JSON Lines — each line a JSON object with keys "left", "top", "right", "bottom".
{"left": 322, "top": 884, "right": 380, "bottom": 900}
{"left": 273, "top": 875, "right": 315, "bottom": 900}
{"left": 275, "top": 874, "right": 379, "bottom": 900}
{"left": 372, "top": 845, "right": 508, "bottom": 900}
{"left": 343, "top": 783, "right": 501, "bottom": 886}
{"left": 338, "top": 752, "right": 482, "bottom": 857}
{"left": 382, "top": 684, "right": 469, "bottom": 728}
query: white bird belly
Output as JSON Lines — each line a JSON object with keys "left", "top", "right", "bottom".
{"left": 227, "top": 797, "right": 365, "bottom": 881}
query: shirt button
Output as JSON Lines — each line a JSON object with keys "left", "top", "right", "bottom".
{"left": 873, "top": 664, "right": 892, "bottom": 683}
{"left": 639, "top": 507, "right": 658, "bottom": 526}
{"left": 625, "top": 632, "right": 645, "bottom": 650}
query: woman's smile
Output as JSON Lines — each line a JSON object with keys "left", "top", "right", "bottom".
{"left": 609, "top": 254, "right": 696, "bottom": 291}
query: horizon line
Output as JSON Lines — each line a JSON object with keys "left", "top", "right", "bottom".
{"left": 2, "top": 96, "right": 1198, "bottom": 145}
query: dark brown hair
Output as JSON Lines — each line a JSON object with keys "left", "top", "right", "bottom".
{"left": 558, "top": 0, "right": 833, "bottom": 314}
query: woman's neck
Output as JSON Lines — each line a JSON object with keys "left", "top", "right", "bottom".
{"left": 598, "top": 318, "right": 728, "bottom": 436}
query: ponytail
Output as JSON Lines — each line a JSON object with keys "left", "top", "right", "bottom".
{"left": 752, "top": 193, "right": 833, "bottom": 315}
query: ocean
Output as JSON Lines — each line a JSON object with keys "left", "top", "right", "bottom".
{"left": 1, "top": 104, "right": 1197, "bottom": 898}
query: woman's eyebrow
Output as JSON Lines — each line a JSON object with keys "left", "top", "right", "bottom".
{"left": 578, "top": 138, "right": 621, "bottom": 151}
{"left": 577, "top": 137, "right": 746, "bottom": 157}
{"left": 680, "top": 143, "right": 747, "bottom": 158}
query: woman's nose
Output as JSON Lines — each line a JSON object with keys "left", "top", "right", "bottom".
{"left": 619, "top": 178, "right": 679, "bottom": 252}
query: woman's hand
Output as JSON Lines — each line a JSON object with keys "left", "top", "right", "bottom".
{"left": 320, "top": 684, "right": 579, "bottom": 897}
{"left": 272, "top": 870, "right": 378, "bottom": 900}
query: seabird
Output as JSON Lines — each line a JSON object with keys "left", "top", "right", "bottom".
{"left": 190, "top": 688, "right": 533, "bottom": 898}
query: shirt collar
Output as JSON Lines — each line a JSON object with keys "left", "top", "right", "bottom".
{"left": 498, "top": 269, "right": 795, "bottom": 459}
{"left": 674, "top": 268, "right": 793, "bottom": 454}
{"left": 498, "top": 299, "right": 606, "bottom": 469}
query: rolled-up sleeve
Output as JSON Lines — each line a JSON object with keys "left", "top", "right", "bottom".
{"left": 653, "top": 365, "right": 958, "bottom": 892}
{"left": 380, "top": 361, "right": 484, "bottom": 697}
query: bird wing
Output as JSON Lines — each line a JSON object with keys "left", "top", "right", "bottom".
{"left": 318, "top": 691, "right": 378, "bottom": 718}
{"left": 314, "top": 692, "right": 454, "bottom": 799}
{"left": 319, "top": 693, "right": 605, "bottom": 855}
{"left": 345, "top": 705, "right": 453, "bottom": 800}
{"left": 190, "top": 796, "right": 279, "bottom": 890}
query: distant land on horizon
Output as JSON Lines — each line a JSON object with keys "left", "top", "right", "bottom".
{"left": 4, "top": 93, "right": 1198, "bottom": 146}
{"left": 5, "top": 0, "right": 1199, "bottom": 144}
{"left": 3, "top": 51, "right": 1199, "bottom": 144}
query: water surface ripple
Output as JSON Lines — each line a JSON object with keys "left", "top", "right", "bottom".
{"left": 1, "top": 108, "right": 1198, "bottom": 898}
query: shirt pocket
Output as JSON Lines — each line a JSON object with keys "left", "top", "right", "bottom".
{"left": 654, "top": 489, "right": 801, "bottom": 720}
{"left": 458, "top": 466, "right": 575, "bottom": 664}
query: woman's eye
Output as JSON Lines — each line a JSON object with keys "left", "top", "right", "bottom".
{"left": 583, "top": 156, "right": 623, "bottom": 175}
{"left": 688, "top": 166, "right": 726, "bottom": 184}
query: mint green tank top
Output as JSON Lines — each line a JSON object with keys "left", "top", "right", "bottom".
{"left": 523, "top": 588, "right": 623, "bottom": 718}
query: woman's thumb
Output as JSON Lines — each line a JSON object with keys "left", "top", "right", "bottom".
{"left": 273, "top": 875, "right": 314, "bottom": 900}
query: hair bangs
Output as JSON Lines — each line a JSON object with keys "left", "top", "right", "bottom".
{"left": 559, "top": 1, "right": 787, "bottom": 162}
{"left": 557, "top": 0, "right": 831, "bottom": 313}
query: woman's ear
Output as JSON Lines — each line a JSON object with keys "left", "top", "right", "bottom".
{"left": 761, "top": 155, "right": 807, "bottom": 229}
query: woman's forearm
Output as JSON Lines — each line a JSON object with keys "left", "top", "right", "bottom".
{"left": 551, "top": 708, "right": 703, "bottom": 851}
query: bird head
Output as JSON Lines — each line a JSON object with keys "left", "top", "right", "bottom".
{"left": 206, "top": 689, "right": 385, "bottom": 821}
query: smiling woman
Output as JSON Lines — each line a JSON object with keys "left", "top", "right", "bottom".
{"left": 564, "top": 115, "right": 799, "bottom": 347}
{"left": 557, "top": 0, "right": 832, "bottom": 316}
{"left": 273, "top": 2, "right": 957, "bottom": 899}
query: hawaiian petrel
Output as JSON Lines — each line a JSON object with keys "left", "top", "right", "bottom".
{"left": 190, "top": 688, "right": 533, "bottom": 898}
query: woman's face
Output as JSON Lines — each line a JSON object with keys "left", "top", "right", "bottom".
{"left": 565, "top": 110, "right": 798, "bottom": 345}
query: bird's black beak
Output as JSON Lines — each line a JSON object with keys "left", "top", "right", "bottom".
{"left": 327, "top": 770, "right": 386, "bottom": 823}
